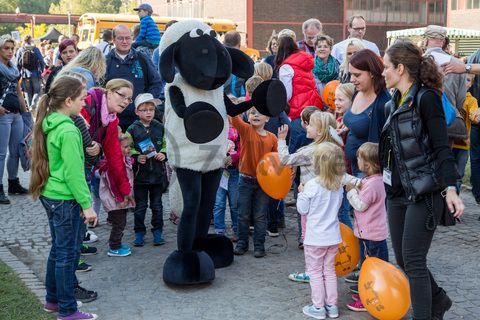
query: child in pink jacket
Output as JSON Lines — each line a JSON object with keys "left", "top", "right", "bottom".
{"left": 345, "top": 142, "right": 389, "bottom": 312}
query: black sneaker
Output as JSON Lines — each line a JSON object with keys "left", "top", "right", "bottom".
{"left": 349, "top": 285, "right": 358, "bottom": 294}
{"left": 233, "top": 245, "right": 248, "bottom": 255}
{"left": 0, "top": 185, "right": 10, "bottom": 204}
{"left": 345, "top": 271, "right": 359, "bottom": 283}
{"left": 253, "top": 249, "right": 266, "bottom": 258}
{"left": 74, "top": 285, "right": 98, "bottom": 303}
{"left": 76, "top": 259, "right": 92, "bottom": 272}
{"left": 432, "top": 289, "right": 452, "bottom": 320}
{"left": 267, "top": 226, "right": 279, "bottom": 237}
{"left": 80, "top": 244, "right": 98, "bottom": 256}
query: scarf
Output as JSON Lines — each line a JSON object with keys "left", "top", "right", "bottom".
{"left": 0, "top": 60, "right": 20, "bottom": 82}
{"left": 312, "top": 55, "right": 339, "bottom": 84}
{"left": 101, "top": 93, "right": 117, "bottom": 127}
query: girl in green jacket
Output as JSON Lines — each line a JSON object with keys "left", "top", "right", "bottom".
{"left": 29, "top": 75, "right": 98, "bottom": 320}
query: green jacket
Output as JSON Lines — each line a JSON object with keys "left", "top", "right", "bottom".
{"left": 41, "top": 112, "right": 92, "bottom": 209}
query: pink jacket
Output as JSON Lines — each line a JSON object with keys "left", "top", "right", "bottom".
{"left": 347, "top": 174, "right": 388, "bottom": 241}
{"left": 99, "top": 156, "right": 134, "bottom": 213}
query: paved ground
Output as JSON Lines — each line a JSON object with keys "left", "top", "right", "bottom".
{"left": 1, "top": 171, "right": 480, "bottom": 320}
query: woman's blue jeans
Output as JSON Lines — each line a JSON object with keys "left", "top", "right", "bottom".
{"left": 40, "top": 196, "right": 84, "bottom": 317}
{"left": 0, "top": 112, "right": 23, "bottom": 182}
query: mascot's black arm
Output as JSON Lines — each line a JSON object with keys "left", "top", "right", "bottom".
{"left": 168, "top": 85, "right": 187, "bottom": 118}
{"left": 224, "top": 79, "right": 288, "bottom": 118}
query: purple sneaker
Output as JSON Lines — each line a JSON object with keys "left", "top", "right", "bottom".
{"left": 43, "top": 301, "right": 83, "bottom": 313}
{"left": 57, "top": 310, "right": 98, "bottom": 320}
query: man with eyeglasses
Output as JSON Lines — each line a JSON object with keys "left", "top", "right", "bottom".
{"left": 104, "top": 24, "right": 161, "bottom": 131}
{"left": 297, "top": 18, "right": 323, "bottom": 57}
{"left": 331, "top": 15, "right": 380, "bottom": 64}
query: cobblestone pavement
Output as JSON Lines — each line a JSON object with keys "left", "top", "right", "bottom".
{"left": 1, "top": 171, "right": 480, "bottom": 320}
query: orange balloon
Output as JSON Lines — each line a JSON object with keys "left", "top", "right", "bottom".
{"left": 256, "top": 152, "right": 292, "bottom": 200}
{"left": 335, "top": 223, "right": 360, "bottom": 276}
{"left": 322, "top": 80, "right": 340, "bottom": 112}
{"left": 359, "top": 257, "right": 411, "bottom": 320}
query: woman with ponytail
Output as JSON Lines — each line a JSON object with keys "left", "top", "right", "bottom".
{"left": 29, "top": 75, "right": 98, "bottom": 320}
{"left": 380, "top": 39, "right": 464, "bottom": 320}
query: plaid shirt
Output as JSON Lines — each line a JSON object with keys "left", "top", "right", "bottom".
{"left": 296, "top": 40, "right": 315, "bottom": 57}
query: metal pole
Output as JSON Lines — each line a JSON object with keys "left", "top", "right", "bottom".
{"left": 68, "top": 12, "right": 71, "bottom": 37}
{"left": 31, "top": 16, "right": 35, "bottom": 38}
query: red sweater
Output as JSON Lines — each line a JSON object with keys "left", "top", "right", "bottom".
{"left": 282, "top": 52, "right": 324, "bottom": 119}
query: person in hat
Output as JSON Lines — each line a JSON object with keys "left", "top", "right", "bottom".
{"left": 424, "top": 24, "right": 467, "bottom": 142}
{"left": 126, "top": 93, "right": 168, "bottom": 247}
{"left": 132, "top": 3, "right": 161, "bottom": 49}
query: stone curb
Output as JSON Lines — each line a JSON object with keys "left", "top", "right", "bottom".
{"left": 0, "top": 245, "right": 45, "bottom": 303}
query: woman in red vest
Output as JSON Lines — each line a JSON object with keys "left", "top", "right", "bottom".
{"left": 275, "top": 34, "right": 324, "bottom": 151}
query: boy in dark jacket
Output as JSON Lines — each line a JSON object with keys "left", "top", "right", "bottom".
{"left": 127, "top": 93, "right": 168, "bottom": 246}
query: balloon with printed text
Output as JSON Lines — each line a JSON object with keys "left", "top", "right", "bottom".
{"left": 359, "top": 256, "right": 411, "bottom": 320}
{"left": 322, "top": 80, "right": 340, "bottom": 112}
{"left": 335, "top": 223, "right": 360, "bottom": 276}
{"left": 256, "top": 152, "right": 292, "bottom": 200}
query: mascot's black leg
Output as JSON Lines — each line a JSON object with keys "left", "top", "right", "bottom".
{"left": 192, "top": 169, "right": 234, "bottom": 268}
{"left": 163, "top": 168, "right": 215, "bottom": 285}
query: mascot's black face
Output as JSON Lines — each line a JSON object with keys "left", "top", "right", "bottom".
{"left": 168, "top": 29, "right": 232, "bottom": 90}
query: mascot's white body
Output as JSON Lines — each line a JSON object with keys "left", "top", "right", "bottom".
{"left": 164, "top": 75, "right": 227, "bottom": 172}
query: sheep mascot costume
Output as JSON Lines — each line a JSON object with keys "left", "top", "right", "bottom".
{"left": 160, "top": 20, "right": 286, "bottom": 285}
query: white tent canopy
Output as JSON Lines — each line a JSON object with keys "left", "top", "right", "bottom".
{"left": 387, "top": 27, "right": 480, "bottom": 39}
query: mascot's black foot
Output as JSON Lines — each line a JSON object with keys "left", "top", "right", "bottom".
{"left": 193, "top": 234, "right": 234, "bottom": 268}
{"left": 163, "top": 250, "right": 215, "bottom": 285}
{"left": 251, "top": 80, "right": 287, "bottom": 117}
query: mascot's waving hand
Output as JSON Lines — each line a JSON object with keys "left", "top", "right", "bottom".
{"left": 160, "top": 20, "right": 286, "bottom": 285}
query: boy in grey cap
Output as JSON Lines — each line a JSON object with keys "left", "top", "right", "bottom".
{"left": 127, "top": 93, "right": 168, "bottom": 246}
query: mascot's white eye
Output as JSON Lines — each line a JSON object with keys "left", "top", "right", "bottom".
{"left": 189, "top": 29, "right": 203, "bottom": 38}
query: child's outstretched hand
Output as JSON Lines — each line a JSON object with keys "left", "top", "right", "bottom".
{"left": 345, "top": 182, "right": 356, "bottom": 192}
{"left": 278, "top": 124, "right": 289, "bottom": 140}
{"left": 154, "top": 153, "right": 166, "bottom": 161}
{"left": 81, "top": 208, "right": 98, "bottom": 226}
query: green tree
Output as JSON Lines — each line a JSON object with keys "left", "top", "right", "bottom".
{"left": 49, "top": 0, "right": 122, "bottom": 15}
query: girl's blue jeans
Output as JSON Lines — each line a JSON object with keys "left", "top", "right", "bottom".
{"left": 40, "top": 196, "right": 84, "bottom": 317}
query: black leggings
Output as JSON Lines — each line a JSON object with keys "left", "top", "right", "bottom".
{"left": 175, "top": 168, "right": 222, "bottom": 252}
{"left": 387, "top": 192, "right": 444, "bottom": 320}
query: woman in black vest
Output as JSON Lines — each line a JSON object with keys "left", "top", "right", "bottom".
{"left": 380, "top": 39, "right": 464, "bottom": 320}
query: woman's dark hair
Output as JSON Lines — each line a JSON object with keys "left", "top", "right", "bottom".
{"left": 349, "top": 49, "right": 386, "bottom": 95}
{"left": 386, "top": 39, "right": 443, "bottom": 92}
{"left": 274, "top": 36, "right": 299, "bottom": 71}
{"left": 59, "top": 39, "right": 77, "bottom": 53}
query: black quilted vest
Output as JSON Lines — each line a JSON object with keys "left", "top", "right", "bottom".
{"left": 380, "top": 84, "right": 443, "bottom": 202}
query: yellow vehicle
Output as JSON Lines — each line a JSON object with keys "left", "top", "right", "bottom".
{"left": 77, "top": 13, "right": 237, "bottom": 49}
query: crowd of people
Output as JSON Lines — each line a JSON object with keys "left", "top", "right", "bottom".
{"left": 0, "top": 5, "right": 476, "bottom": 319}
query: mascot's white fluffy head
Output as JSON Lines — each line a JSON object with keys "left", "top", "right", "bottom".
{"left": 159, "top": 19, "right": 216, "bottom": 52}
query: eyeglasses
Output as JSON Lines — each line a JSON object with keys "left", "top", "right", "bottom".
{"left": 115, "top": 37, "right": 132, "bottom": 42}
{"left": 115, "top": 91, "right": 133, "bottom": 103}
{"left": 137, "top": 108, "right": 155, "bottom": 113}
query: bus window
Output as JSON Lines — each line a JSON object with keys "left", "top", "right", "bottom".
{"left": 80, "top": 29, "right": 90, "bottom": 42}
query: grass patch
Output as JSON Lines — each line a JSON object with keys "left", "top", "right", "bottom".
{"left": 0, "top": 260, "right": 54, "bottom": 320}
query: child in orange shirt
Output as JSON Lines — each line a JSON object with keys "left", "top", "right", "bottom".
{"left": 231, "top": 107, "right": 277, "bottom": 258}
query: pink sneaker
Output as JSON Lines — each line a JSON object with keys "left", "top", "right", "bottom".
{"left": 351, "top": 293, "right": 360, "bottom": 302}
{"left": 347, "top": 300, "right": 366, "bottom": 312}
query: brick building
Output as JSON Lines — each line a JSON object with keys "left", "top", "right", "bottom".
{"left": 150, "top": 0, "right": 448, "bottom": 55}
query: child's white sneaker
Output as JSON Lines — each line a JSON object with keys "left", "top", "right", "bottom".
{"left": 302, "top": 304, "right": 326, "bottom": 319}
{"left": 325, "top": 304, "right": 339, "bottom": 318}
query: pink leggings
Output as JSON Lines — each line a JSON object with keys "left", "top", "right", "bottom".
{"left": 304, "top": 244, "right": 338, "bottom": 308}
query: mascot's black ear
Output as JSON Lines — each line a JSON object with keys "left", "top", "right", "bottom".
{"left": 160, "top": 44, "right": 176, "bottom": 83}
{"left": 225, "top": 47, "right": 254, "bottom": 80}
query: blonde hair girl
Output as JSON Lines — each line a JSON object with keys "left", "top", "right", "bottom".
{"left": 59, "top": 46, "right": 106, "bottom": 89}
{"left": 254, "top": 62, "right": 273, "bottom": 81}
{"left": 335, "top": 83, "right": 355, "bottom": 137}
{"left": 297, "top": 142, "right": 345, "bottom": 319}
{"left": 29, "top": 75, "right": 98, "bottom": 319}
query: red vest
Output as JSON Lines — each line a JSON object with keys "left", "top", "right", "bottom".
{"left": 282, "top": 52, "right": 324, "bottom": 119}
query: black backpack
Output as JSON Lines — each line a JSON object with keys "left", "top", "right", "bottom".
{"left": 21, "top": 46, "right": 39, "bottom": 71}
